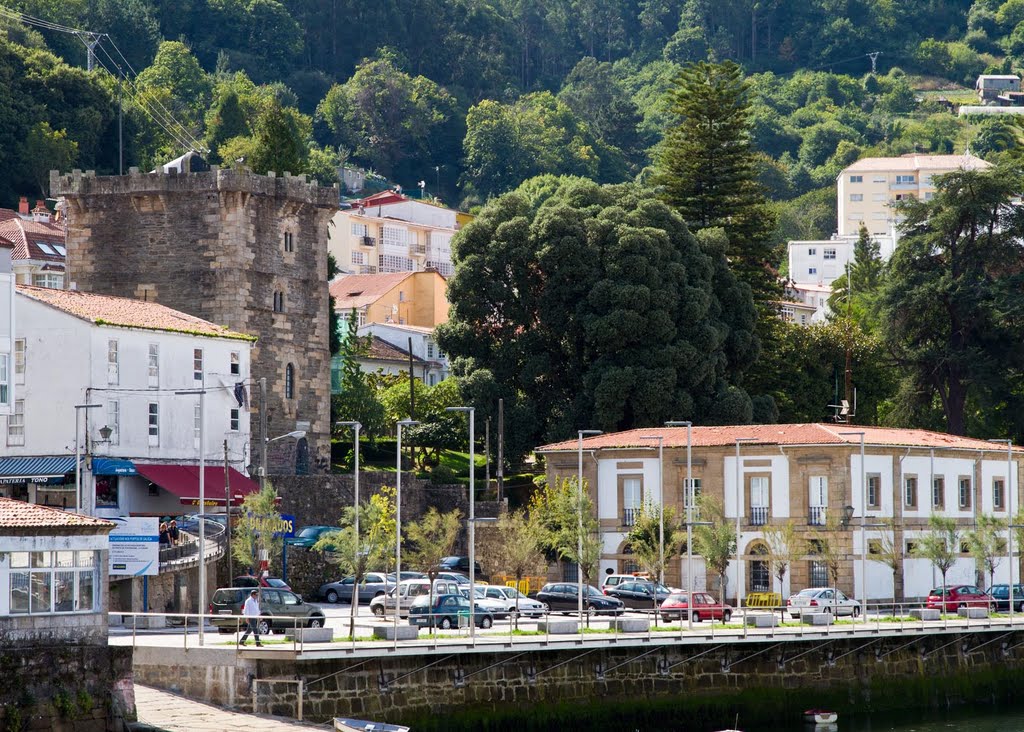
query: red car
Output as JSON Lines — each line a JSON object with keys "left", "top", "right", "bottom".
{"left": 660, "top": 592, "right": 733, "bottom": 623}
{"left": 926, "top": 585, "right": 990, "bottom": 612}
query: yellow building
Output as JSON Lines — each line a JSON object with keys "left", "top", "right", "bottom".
{"left": 837, "top": 154, "right": 991, "bottom": 237}
{"left": 329, "top": 270, "right": 449, "bottom": 329}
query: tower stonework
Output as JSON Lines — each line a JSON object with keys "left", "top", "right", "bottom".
{"left": 51, "top": 166, "right": 337, "bottom": 474}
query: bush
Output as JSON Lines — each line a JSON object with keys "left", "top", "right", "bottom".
{"left": 430, "top": 464, "right": 457, "bottom": 484}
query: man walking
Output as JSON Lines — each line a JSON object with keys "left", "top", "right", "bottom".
{"left": 239, "top": 589, "right": 263, "bottom": 647}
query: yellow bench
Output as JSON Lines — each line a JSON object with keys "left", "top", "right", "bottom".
{"left": 745, "top": 592, "right": 781, "bottom": 608}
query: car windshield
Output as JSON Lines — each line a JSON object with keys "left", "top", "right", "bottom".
{"left": 297, "top": 527, "right": 323, "bottom": 538}
{"left": 265, "top": 578, "right": 287, "bottom": 588}
{"left": 930, "top": 588, "right": 950, "bottom": 596}
{"left": 410, "top": 595, "right": 431, "bottom": 607}
{"left": 798, "top": 589, "right": 822, "bottom": 597}
{"left": 586, "top": 586, "right": 605, "bottom": 597}
{"left": 505, "top": 588, "right": 525, "bottom": 599}
{"left": 666, "top": 593, "right": 689, "bottom": 603}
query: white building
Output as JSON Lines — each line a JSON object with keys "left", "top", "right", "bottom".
{"left": 0, "top": 237, "right": 13, "bottom": 419}
{"left": 0, "top": 285, "right": 259, "bottom": 519}
{"left": 358, "top": 322, "right": 449, "bottom": 386}
{"left": 0, "top": 198, "right": 67, "bottom": 289}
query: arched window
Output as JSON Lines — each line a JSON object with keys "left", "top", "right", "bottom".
{"left": 285, "top": 363, "right": 294, "bottom": 399}
{"left": 273, "top": 291, "right": 285, "bottom": 313}
{"left": 621, "top": 544, "right": 639, "bottom": 575}
{"left": 748, "top": 542, "right": 770, "bottom": 593}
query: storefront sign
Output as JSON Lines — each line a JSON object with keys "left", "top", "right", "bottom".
{"left": 0, "top": 476, "right": 65, "bottom": 485}
{"left": 108, "top": 517, "right": 160, "bottom": 576}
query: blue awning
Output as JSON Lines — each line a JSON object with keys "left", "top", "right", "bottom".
{"left": 90, "top": 458, "right": 137, "bottom": 476}
{"left": 0, "top": 456, "right": 76, "bottom": 483}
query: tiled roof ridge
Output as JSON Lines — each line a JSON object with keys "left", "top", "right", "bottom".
{"left": 0, "top": 497, "right": 115, "bottom": 529}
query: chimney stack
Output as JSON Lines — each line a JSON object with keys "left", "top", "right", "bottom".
{"left": 31, "top": 200, "right": 51, "bottom": 224}
{"left": 18, "top": 196, "right": 29, "bottom": 216}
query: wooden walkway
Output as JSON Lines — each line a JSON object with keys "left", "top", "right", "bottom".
{"left": 133, "top": 685, "right": 327, "bottom": 731}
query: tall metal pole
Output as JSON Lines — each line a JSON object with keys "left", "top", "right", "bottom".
{"left": 73, "top": 404, "right": 101, "bottom": 514}
{"left": 734, "top": 438, "right": 756, "bottom": 608}
{"left": 198, "top": 389, "right": 206, "bottom": 646}
{"left": 468, "top": 411, "right": 475, "bottom": 639}
{"left": 485, "top": 418, "right": 491, "bottom": 494}
{"left": 497, "top": 399, "right": 504, "bottom": 505}
{"left": 395, "top": 420, "right": 418, "bottom": 642}
{"left": 224, "top": 439, "right": 232, "bottom": 582}
{"left": 338, "top": 421, "right": 361, "bottom": 639}
{"left": 841, "top": 430, "right": 867, "bottom": 617}
{"left": 576, "top": 430, "right": 601, "bottom": 627}
{"left": 117, "top": 72, "right": 123, "bottom": 175}
{"left": 259, "top": 378, "right": 267, "bottom": 491}
{"left": 639, "top": 435, "right": 666, "bottom": 586}
{"left": 667, "top": 421, "right": 693, "bottom": 630}
{"left": 990, "top": 438, "right": 1015, "bottom": 622}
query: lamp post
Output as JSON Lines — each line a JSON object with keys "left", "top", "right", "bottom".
{"left": 176, "top": 388, "right": 207, "bottom": 644}
{"left": 577, "top": 429, "right": 602, "bottom": 626}
{"left": 395, "top": 419, "right": 419, "bottom": 641}
{"left": 337, "top": 421, "right": 361, "bottom": 639}
{"left": 989, "top": 438, "right": 1015, "bottom": 623}
{"left": 73, "top": 404, "right": 102, "bottom": 515}
{"left": 734, "top": 438, "right": 756, "bottom": 608}
{"left": 666, "top": 421, "right": 693, "bottom": 629}
{"left": 840, "top": 431, "right": 866, "bottom": 619}
{"left": 446, "top": 407, "right": 476, "bottom": 638}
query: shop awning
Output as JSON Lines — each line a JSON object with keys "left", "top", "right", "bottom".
{"left": 90, "top": 458, "right": 137, "bottom": 476}
{"left": 134, "top": 464, "right": 260, "bottom": 507}
{"left": 0, "top": 456, "right": 76, "bottom": 484}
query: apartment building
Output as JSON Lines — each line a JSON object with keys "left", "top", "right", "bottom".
{"left": 330, "top": 270, "right": 449, "bottom": 330}
{"left": 837, "top": 154, "right": 991, "bottom": 237}
{"left": 538, "top": 424, "right": 1021, "bottom": 605}
{"left": 0, "top": 198, "right": 66, "bottom": 289}
{"left": 330, "top": 191, "right": 472, "bottom": 277}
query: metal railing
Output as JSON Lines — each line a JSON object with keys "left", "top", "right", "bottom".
{"left": 808, "top": 506, "right": 827, "bottom": 526}
{"left": 623, "top": 507, "right": 640, "bottom": 527}
{"left": 158, "top": 517, "right": 226, "bottom": 564}
{"left": 749, "top": 506, "right": 769, "bottom": 526}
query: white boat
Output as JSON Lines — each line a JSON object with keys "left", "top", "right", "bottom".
{"left": 803, "top": 709, "right": 839, "bottom": 724}
{"left": 334, "top": 718, "right": 411, "bottom": 732}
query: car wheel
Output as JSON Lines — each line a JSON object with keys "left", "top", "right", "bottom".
{"left": 692, "top": 611, "right": 702, "bottom": 623}
{"left": 440, "top": 617, "right": 453, "bottom": 630}
{"left": 217, "top": 627, "right": 233, "bottom": 634}
{"left": 852, "top": 606, "right": 861, "bottom": 618}
{"left": 308, "top": 616, "right": 324, "bottom": 629}
{"left": 722, "top": 610, "right": 732, "bottom": 623}
{"left": 372, "top": 604, "right": 385, "bottom": 617}
{"left": 257, "top": 618, "right": 271, "bottom": 636}
{"left": 480, "top": 616, "right": 493, "bottom": 629}
{"left": 326, "top": 590, "right": 339, "bottom": 604}
{"left": 586, "top": 603, "right": 597, "bottom": 614}
{"left": 958, "top": 603, "right": 967, "bottom": 610}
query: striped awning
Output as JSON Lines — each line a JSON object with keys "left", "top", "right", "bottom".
{"left": 0, "top": 456, "right": 76, "bottom": 481}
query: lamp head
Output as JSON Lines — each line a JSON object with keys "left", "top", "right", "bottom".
{"left": 99, "top": 425, "right": 112, "bottom": 441}
{"left": 842, "top": 505, "right": 855, "bottom": 527}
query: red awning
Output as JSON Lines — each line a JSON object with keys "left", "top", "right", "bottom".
{"left": 134, "top": 464, "right": 260, "bottom": 507}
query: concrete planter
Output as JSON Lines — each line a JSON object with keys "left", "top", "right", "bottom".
{"left": 909, "top": 608, "right": 941, "bottom": 621}
{"left": 284, "top": 626, "right": 333, "bottom": 642}
{"left": 608, "top": 618, "right": 649, "bottom": 633}
{"left": 801, "top": 613, "right": 833, "bottom": 626}
{"left": 957, "top": 607, "right": 989, "bottom": 619}
{"left": 537, "top": 620, "right": 579, "bottom": 634}
{"left": 745, "top": 614, "right": 779, "bottom": 628}
{"left": 373, "top": 625, "right": 419, "bottom": 641}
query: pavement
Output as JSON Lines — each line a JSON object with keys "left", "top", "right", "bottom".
{"left": 133, "top": 684, "right": 329, "bottom": 731}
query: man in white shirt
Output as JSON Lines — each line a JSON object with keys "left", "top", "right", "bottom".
{"left": 239, "top": 589, "right": 263, "bottom": 646}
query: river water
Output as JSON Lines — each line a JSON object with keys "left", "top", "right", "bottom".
{"left": 741, "top": 706, "right": 1024, "bottom": 732}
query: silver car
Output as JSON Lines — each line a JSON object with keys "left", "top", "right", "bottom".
{"left": 370, "top": 578, "right": 462, "bottom": 617}
{"left": 318, "top": 572, "right": 393, "bottom": 604}
{"left": 480, "top": 585, "right": 548, "bottom": 618}
{"left": 786, "top": 587, "right": 861, "bottom": 618}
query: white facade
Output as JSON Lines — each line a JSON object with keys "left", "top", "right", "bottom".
{"left": 5, "top": 292, "right": 253, "bottom": 517}
{"left": 0, "top": 243, "right": 12, "bottom": 418}
{"left": 358, "top": 322, "right": 449, "bottom": 385}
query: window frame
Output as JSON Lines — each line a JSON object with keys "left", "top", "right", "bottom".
{"left": 107, "top": 400, "right": 119, "bottom": 446}
{"left": 7, "top": 398, "right": 24, "bottom": 445}
{"left": 148, "top": 402, "right": 159, "bottom": 446}
{"left": 193, "top": 348, "right": 204, "bottom": 383}
{"left": 230, "top": 351, "right": 240, "bottom": 376}
{"left": 866, "top": 473, "right": 882, "bottom": 509}
{"left": 148, "top": 343, "right": 159, "bottom": 388}
{"left": 13, "top": 338, "right": 25, "bottom": 384}
{"left": 904, "top": 475, "right": 917, "bottom": 508}
{"left": 285, "top": 363, "right": 295, "bottom": 399}
{"left": 107, "top": 339, "right": 119, "bottom": 385}
{"left": 958, "top": 476, "right": 972, "bottom": 509}
{"left": 0, "top": 353, "right": 8, "bottom": 405}
{"left": 994, "top": 477, "right": 1006, "bottom": 511}
{"left": 932, "top": 477, "right": 945, "bottom": 508}
{"left": 230, "top": 408, "right": 240, "bottom": 432}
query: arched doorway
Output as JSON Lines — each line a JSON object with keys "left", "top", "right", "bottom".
{"left": 748, "top": 541, "right": 770, "bottom": 594}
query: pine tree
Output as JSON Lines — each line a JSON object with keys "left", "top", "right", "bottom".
{"left": 850, "top": 225, "right": 882, "bottom": 291}
{"left": 656, "top": 60, "right": 780, "bottom": 304}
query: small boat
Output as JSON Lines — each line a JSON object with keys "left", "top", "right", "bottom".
{"left": 803, "top": 709, "right": 839, "bottom": 724}
{"left": 334, "top": 718, "right": 411, "bottom": 732}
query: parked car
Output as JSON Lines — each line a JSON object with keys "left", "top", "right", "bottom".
{"left": 407, "top": 593, "right": 495, "bottom": 629}
{"left": 926, "top": 585, "right": 991, "bottom": 612}
{"left": 209, "top": 587, "right": 326, "bottom": 635}
{"left": 285, "top": 525, "right": 337, "bottom": 550}
{"left": 786, "top": 588, "right": 861, "bottom": 618}
{"left": 318, "top": 572, "right": 394, "bottom": 604}
{"left": 438, "top": 556, "right": 489, "bottom": 582}
{"left": 660, "top": 592, "right": 732, "bottom": 623}
{"left": 985, "top": 584, "right": 1024, "bottom": 612}
{"left": 460, "top": 586, "right": 510, "bottom": 619}
{"left": 479, "top": 585, "right": 548, "bottom": 618}
{"left": 601, "top": 572, "right": 654, "bottom": 594}
{"left": 370, "top": 578, "right": 462, "bottom": 617}
{"left": 604, "top": 580, "right": 673, "bottom": 610}
{"left": 535, "top": 583, "right": 625, "bottom": 615}
{"left": 232, "top": 575, "right": 291, "bottom": 591}
{"left": 436, "top": 571, "right": 473, "bottom": 586}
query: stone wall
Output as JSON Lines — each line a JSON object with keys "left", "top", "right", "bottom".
{"left": 51, "top": 167, "right": 337, "bottom": 473}
{"left": 0, "top": 643, "right": 133, "bottom": 731}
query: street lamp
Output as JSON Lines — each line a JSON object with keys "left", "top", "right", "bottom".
{"left": 577, "top": 429, "right": 602, "bottom": 626}
{"left": 734, "top": 437, "right": 757, "bottom": 608}
{"left": 73, "top": 403, "right": 101, "bottom": 515}
{"left": 446, "top": 407, "right": 477, "bottom": 639}
{"left": 337, "top": 420, "right": 361, "bottom": 639}
{"left": 176, "top": 388, "right": 207, "bottom": 644}
{"left": 666, "top": 421, "right": 693, "bottom": 630}
{"left": 395, "top": 419, "right": 419, "bottom": 641}
{"left": 839, "top": 431, "right": 866, "bottom": 617}
{"left": 989, "top": 438, "right": 1014, "bottom": 623}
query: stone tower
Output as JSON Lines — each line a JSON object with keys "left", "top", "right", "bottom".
{"left": 51, "top": 166, "right": 337, "bottom": 474}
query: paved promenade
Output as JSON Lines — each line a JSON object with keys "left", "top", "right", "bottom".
{"left": 134, "top": 685, "right": 328, "bottom": 731}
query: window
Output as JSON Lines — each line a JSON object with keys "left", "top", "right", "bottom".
{"left": 933, "top": 477, "right": 945, "bottom": 508}
{"left": 750, "top": 476, "right": 769, "bottom": 525}
{"left": 31, "top": 273, "right": 63, "bottom": 289}
{"left": 959, "top": 476, "right": 972, "bottom": 509}
{"left": 808, "top": 267, "right": 817, "bottom": 275}
{"left": 623, "top": 477, "right": 642, "bottom": 526}
{"left": 823, "top": 248, "right": 836, "bottom": 260}
{"left": 895, "top": 174, "right": 916, "bottom": 184}
{"left": 107, "top": 340, "right": 119, "bottom": 384}
{"left": 381, "top": 225, "right": 409, "bottom": 253}
{"left": 285, "top": 363, "right": 294, "bottom": 399}
{"left": 925, "top": 192, "right": 934, "bottom": 201}
{"left": 849, "top": 175, "right": 863, "bottom": 183}
{"left": 350, "top": 222, "right": 368, "bottom": 237}
{"left": 14, "top": 339, "right": 25, "bottom": 384}
{"left": 867, "top": 540, "right": 883, "bottom": 555}
{"left": 230, "top": 408, "right": 240, "bottom": 432}
{"left": 357, "top": 308, "right": 367, "bottom": 328}
{"left": 994, "top": 478, "right": 1006, "bottom": 510}
{"left": 867, "top": 474, "right": 881, "bottom": 508}
{"left": 809, "top": 476, "right": 827, "bottom": 525}
{"left": 959, "top": 541, "right": 971, "bottom": 555}
{"left": 229, "top": 351, "right": 240, "bottom": 376}
{"left": 749, "top": 545, "right": 770, "bottom": 592}
{"left": 0, "top": 353, "right": 8, "bottom": 405}
{"left": 426, "top": 340, "right": 436, "bottom": 359}
{"left": 809, "top": 560, "right": 829, "bottom": 587}
{"left": 683, "top": 478, "right": 702, "bottom": 508}
{"left": 807, "top": 248, "right": 817, "bottom": 256}
{"left": 904, "top": 476, "right": 917, "bottom": 508}
{"left": 7, "top": 399, "right": 24, "bottom": 445}
{"left": 107, "top": 400, "right": 119, "bottom": 445}
{"left": 379, "top": 254, "right": 413, "bottom": 272}
{"left": 148, "top": 403, "right": 159, "bottom": 446}
{"left": 148, "top": 344, "right": 159, "bottom": 387}
{"left": 872, "top": 176, "right": 886, "bottom": 183}
{"left": 905, "top": 540, "right": 917, "bottom": 554}
{"left": 849, "top": 194, "right": 863, "bottom": 202}
{"left": 273, "top": 291, "right": 285, "bottom": 313}
{"left": 193, "top": 348, "right": 203, "bottom": 382}
{"left": 283, "top": 231, "right": 294, "bottom": 252}
{"left": 8, "top": 550, "right": 98, "bottom": 615}
{"left": 872, "top": 193, "right": 886, "bottom": 202}
{"left": 193, "top": 404, "right": 202, "bottom": 447}
{"left": 351, "top": 251, "right": 365, "bottom": 265}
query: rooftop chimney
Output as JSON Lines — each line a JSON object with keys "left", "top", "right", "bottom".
{"left": 31, "top": 200, "right": 51, "bottom": 224}
{"left": 18, "top": 196, "right": 29, "bottom": 216}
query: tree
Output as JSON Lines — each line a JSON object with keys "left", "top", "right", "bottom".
{"left": 872, "top": 518, "right": 903, "bottom": 605}
{"left": 245, "top": 100, "right": 311, "bottom": 175}
{"left": 625, "top": 502, "right": 684, "bottom": 622}
{"left": 529, "top": 476, "right": 602, "bottom": 591}
{"left": 692, "top": 494, "right": 736, "bottom": 601}
{"left": 476, "top": 509, "right": 547, "bottom": 627}
{"left": 967, "top": 514, "right": 1007, "bottom": 589}
{"left": 206, "top": 89, "right": 250, "bottom": 160}
{"left": 404, "top": 507, "right": 463, "bottom": 614}
{"left": 136, "top": 41, "right": 213, "bottom": 134}
{"left": 22, "top": 121, "right": 77, "bottom": 197}
{"left": 330, "top": 308, "right": 387, "bottom": 444}
{"left": 656, "top": 60, "right": 780, "bottom": 306}
{"left": 880, "top": 166, "right": 1024, "bottom": 436}
{"left": 914, "top": 515, "right": 962, "bottom": 598}
{"left": 232, "top": 485, "right": 283, "bottom": 576}
{"left": 762, "top": 521, "right": 800, "bottom": 605}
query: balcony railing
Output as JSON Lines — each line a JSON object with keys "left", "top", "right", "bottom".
{"left": 808, "top": 506, "right": 827, "bottom": 526}
{"left": 749, "top": 506, "right": 769, "bottom": 526}
{"left": 361, "top": 236, "right": 377, "bottom": 247}
{"left": 623, "top": 507, "right": 640, "bottom": 527}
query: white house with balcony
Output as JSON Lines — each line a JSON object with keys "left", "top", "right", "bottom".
{"left": 0, "top": 285, "right": 259, "bottom": 519}
{"left": 357, "top": 322, "right": 449, "bottom": 386}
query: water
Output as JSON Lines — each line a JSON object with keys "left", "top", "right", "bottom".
{"left": 742, "top": 706, "right": 1024, "bottom": 732}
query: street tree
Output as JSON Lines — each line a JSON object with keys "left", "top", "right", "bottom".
{"left": 232, "top": 485, "right": 283, "bottom": 576}
{"left": 404, "top": 506, "right": 463, "bottom": 609}
{"left": 625, "top": 502, "right": 685, "bottom": 623}
{"left": 476, "top": 509, "right": 547, "bottom": 627}
{"left": 872, "top": 518, "right": 903, "bottom": 605}
{"left": 914, "top": 515, "right": 962, "bottom": 596}
{"left": 692, "top": 494, "right": 736, "bottom": 601}
{"left": 967, "top": 514, "right": 1007, "bottom": 589}
{"left": 762, "top": 521, "right": 800, "bottom": 607}
{"left": 529, "top": 476, "right": 602, "bottom": 591}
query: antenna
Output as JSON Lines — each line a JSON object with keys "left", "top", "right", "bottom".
{"left": 868, "top": 51, "right": 881, "bottom": 74}
{"left": 828, "top": 388, "right": 857, "bottom": 423}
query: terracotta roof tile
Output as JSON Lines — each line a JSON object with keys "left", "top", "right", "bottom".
{"left": 0, "top": 214, "right": 66, "bottom": 263}
{"left": 363, "top": 335, "right": 425, "bottom": 363}
{"left": 0, "top": 498, "right": 114, "bottom": 531}
{"left": 17, "top": 285, "right": 256, "bottom": 341}
{"left": 330, "top": 272, "right": 414, "bottom": 310}
{"left": 536, "top": 423, "right": 1024, "bottom": 453}
{"left": 843, "top": 154, "right": 992, "bottom": 174}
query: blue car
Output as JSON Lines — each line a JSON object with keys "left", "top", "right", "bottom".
{"left": 407, "top": 593, "right": 495, "bottom": 629}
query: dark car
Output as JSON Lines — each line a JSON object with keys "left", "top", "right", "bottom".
{"left": 985, "top": 584, "right": 1024, "bottom": 612}
{"left": 605, "top": 580, "right": 673, "bottom": 610}
{"left": 660, "top": 592, "right": 733, "bottom": 623}
{"left": 285, "top": 525, "right": 337, "bottom": 550}
{"left": 926, "top": 585, "right": 990, "bottom": 612}
{"left": 208, "top": 587, "right": 326, "bottom": 635}
{"left": 407, "top": 593, "right": 494, "bottom": 629}
{"left": 232, "top": 575, "right": 291, "bottom": 591}
{"left": 318, "top": 572, "right": 394, "bottom": 604}
{"left": 438, "top": 556, "right": 489, "bottom": 581}
{"left": 535, "top": 583, "right": 625, "bottom": 615}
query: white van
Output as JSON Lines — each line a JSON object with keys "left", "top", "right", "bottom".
{"left": 369, "top": 578, "right": 461, "bottom": 617}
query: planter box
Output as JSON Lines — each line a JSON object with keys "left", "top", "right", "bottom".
{"left": 537, "top": 620, "right": 579, "bottom": 634}
{"left": 284, "top": 626, "right": 333, "bottom": 643}
{"left": 957, "top": 607, "right": 989, "bottom": 619}
{"left": 801, "top": 613, "right": 833, "bottom": 626}
{"left": 745, "top": 614, "right": 779, "bottom": 628}
{"left": 608, "top": 618, "right": 649, "bottom": 633}
{"left": 373, "top": 625, "right": 419, "bottom": 641}
{"left": 909, "top": 608, "right": 941, "bottom": 621}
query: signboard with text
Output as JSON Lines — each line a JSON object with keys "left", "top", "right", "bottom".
{"left": 108, "top": 517, "right": 159, "bottom": 576}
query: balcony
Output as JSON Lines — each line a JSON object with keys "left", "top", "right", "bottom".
{"left": 623, "top": 507, "right": 640, "bottom": 527}
{"left": 361, "top": 236, "right": 377, "bottom": 247}
{"left": 749, "top": 506, "right": 769, "bottom": 526}
{"left": 808, "top": 506, "right": 827, "bottom": 526}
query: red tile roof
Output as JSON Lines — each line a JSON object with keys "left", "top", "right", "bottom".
{"left": 0, "top": 235, "right": 12, "bottom": 250}
{"left": 330, "top": 271, "right": 415, "bottom": 310}
{"left": 0, "top": 213, "right": 66, "bottom": 263}
{"left": 363, "top": 335, "right": 424, "bottom": 363}
{"left": 537, "top": 424, "right": 1024, "bottom": 454}
{"left": 0, "top": 498, "right": 114, "bottom": 532}
{"left": 17, "top": 285, "right": 257, "bottom": 341}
